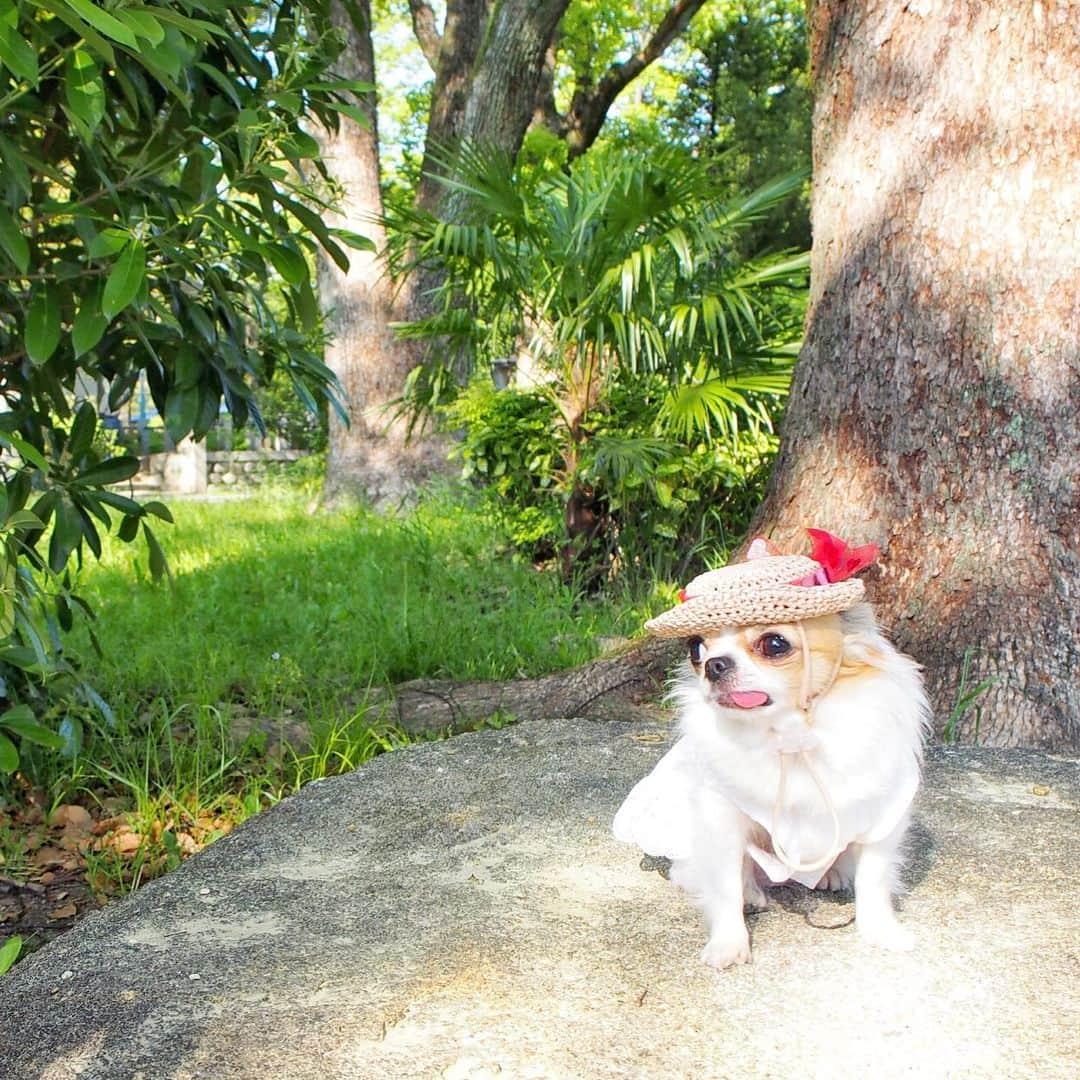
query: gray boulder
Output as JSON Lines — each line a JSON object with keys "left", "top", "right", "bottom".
{"left": 0, "top": 718, "right": 1076, "bottom": 1079}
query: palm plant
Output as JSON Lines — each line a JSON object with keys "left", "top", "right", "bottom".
{"left": 388, "top": 143, "right": 808, "bottom": 578}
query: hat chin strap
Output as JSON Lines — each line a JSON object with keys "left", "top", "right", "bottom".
{"left": 768, "top": 623, "right": 846, "bottom": 877}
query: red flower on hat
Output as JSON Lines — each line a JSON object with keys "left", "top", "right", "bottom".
{"left": 805, "top": 528, "right": 879, "bottom": 583}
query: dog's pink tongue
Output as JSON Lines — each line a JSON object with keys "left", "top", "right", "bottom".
{"left": 730, "top": 690, "right": 770, "bottom": 709}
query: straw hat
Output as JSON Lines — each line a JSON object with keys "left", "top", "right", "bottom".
{"left": 645, "top": 550, "right": 867, "bottom": 638}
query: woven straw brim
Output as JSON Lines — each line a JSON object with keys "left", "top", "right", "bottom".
{"left": 645, "top": 554, "right": 866, "bottom": 637}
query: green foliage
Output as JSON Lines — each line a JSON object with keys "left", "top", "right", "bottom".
{"left": 598, "top": 0, "right": 812, "bottom": 252}
{"left": 0, "top": 933, "right": 21, "bottom": 975}
{"left": 446, "top": 374, "right": 776, "bottom": 582}
{"left": 0, "top": 0, "right": 371, "bottom": 766}
{"left": 389, "top": 140, "right": 805, "bottom": 578}
{"left": 942, "top": 649, "right": 996, "bottom": 744}
{"left": 4, "top": 488, "right": 644, "bottom": 893}
{"left": 54, "top": 491, "right": 636, "bottom": 715}
{"left": 254, "top": 367, "right": 329, "bottom": 452}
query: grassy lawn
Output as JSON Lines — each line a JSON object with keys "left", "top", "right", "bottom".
{"left": 0, "top": 485, "right": 651, "bottom": 936}
{"left": 73, "top": 486, "right": 639, "bottom": 714}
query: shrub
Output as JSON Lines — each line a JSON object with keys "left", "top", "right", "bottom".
{"left": 444, "top": 373, "right": 777, "bottom": 584}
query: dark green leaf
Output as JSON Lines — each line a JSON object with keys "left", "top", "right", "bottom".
{"left": 68, "top": 401, "right": 97, "bottom": 457}
{"left": 64, "top": 0, "right": 138, "bottom": 47}
{"left": 0, "top": 18, "right": 38, "bottom": 86}
{"left": 264, "top": 242, "right": 307, "bottom": 285}
{"left": 72, "top": 488, "right": 111, "bottom": 527}
{"left": 143, "top": 522, "right": 168, "bottom": 582}
{"left": 116, "top": 8, "right": 165, "bottom": 46}
{"left": 48, "top": 499, "right": 83, "bottom": 573}
{"left": 0, "top": 205, "right": 29, "bottom": 273}
{"left": 64, "top": 47, "right": 105, "bottom": 136}
{"left": 97, "top": 490, "right": 142, "bottom": 515}
{"left": 102, "top": 240, "right": 146, "bottom": 320}
{"left": 4, "top": 510, "right": 43, "bottom": 530}
{"left": 194, "top": 60, "right": 241, "bottom": 107}
{"left": 1, "top": 433, "right": 48, "bottom": 472}
{"left": 236, "top": 108, "right": 261, "bottom": 166}
{"left": 25, "top": 284, "right": 62, "bottom": 365}
{"left": 0, "top": 732, "right": 18, "bottom": 773}
{"left": 174, "top": 344, "right": 201, "bottom": 387}
{"left": 141, "top": 500, "right": 173, "bottom": 523}
{"left": 330, "top": 229, "right": 376, "bottom": 253}
{"left": 72, "top": 293, "right": 108, "bottom": 357}
{"left": 296, "top": 278, "right": 318, "bottom": 333}
{"left": 186, "top": 305, "right": 216, "bottom": 346}
{"left": 76, "top": 504, "right": 101, "bottom": 559}
{"left": 33, "top": 0, "right": 115, "bottom": 63}
{"left": 164, "top": 383, "right": 200, "bottom": 442}
{"left": 118, "top": 513, "right": 140, "bottom": 542}
{"left": 0, "top": 646, "right": 37, "bottom": 671}
{"left": 74, "top": 456, "right": 140, "bottom": 487}
{"left": 2, "top": 711, "right": 66, "bottom": 749}
{"left": 88, "top": 228, "right": 129, "bottom": 259}
{"left": 192, "top": 383, "right": 220, "bottom": 439}
{"left": 56, "top": 592, "right": 73, "bottom": 632}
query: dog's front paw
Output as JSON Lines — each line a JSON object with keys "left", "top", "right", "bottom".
{"left": 857, "top": 916, "right": 914, "bottom": 952}
{"left": 816, "top": 853, "right": 854, "bottom": 892}
{"left": 701, "top": 928, "right": 752, "bottom": 970}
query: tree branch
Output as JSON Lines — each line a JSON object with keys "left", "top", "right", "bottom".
{"left": 408, "top": 0, "right": 442, "bottom": 72}
{"left": 561, "top": 0, "right": 708, "bottom": 159}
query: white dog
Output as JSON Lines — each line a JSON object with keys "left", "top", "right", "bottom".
{"left": 613, "top": 534, "right": 930, "bottom": 968}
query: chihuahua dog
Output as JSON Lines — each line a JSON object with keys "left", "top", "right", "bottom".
{"left": 614, "top": 597, "right": 930, "bottom": 969}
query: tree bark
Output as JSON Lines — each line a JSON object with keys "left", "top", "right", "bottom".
{"left": 414, "top": 0, "right": 489, "bottom": 213}
{"left": 316, "top": 1, "right": 448, "bottom": 506}
{"left": 415, "top": 0, "right": 571, "bottom": 219}
{"left": 751, "top": 1, "right": 1079, "bottom": 748}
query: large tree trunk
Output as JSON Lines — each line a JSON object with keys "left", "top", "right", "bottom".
{"left": 413, "top": 0, "right": 488, "bottom": 213}
{"left": 752, "top": 1, "right": 1079, "bottom": 748}
{"left": 414, "top": 0, "right": 571, "bottom": 220}
{"left": 316, "top": 1, "right": 447, "bottom": 506}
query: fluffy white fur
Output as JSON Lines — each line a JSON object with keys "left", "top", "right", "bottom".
{"left": 613, "top": 602, "right": 930, "bottom": 969}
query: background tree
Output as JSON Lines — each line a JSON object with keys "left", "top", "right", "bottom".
{"left": 318, "top": 0, "right": 711, "bottom": 501}
{"left": 751, "top": 1, "right": 1079, "bottom": 748}
{"left": 313, "top": 0, "right": 445, "bottom": 504}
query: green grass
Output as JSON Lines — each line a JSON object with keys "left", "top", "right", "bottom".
{"left": 70, "top": 487, "right": 638, "bottom": 714}
{"left": 4, "top": 485, "right": 653, "bottom": 895}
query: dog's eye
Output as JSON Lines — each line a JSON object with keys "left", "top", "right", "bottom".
{"left": 688, "top": 636, "right": 705, "bottom": 664}
{"left": 757, "top": 633, "right": 792, "bottom": 659}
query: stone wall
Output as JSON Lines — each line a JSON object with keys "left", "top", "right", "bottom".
{"left": 136, "top": 448, "right": 309, "bottom": 492}
{"left": 206, "top": 449, "right": 306, "bottom": 488}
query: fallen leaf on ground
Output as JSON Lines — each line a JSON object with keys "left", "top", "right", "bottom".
{"left": 30, "top": 846, "right": 68, "bottom": 867}
{"left": 48, "top": 903, "right": 78, "bottom": 920}
{"left": 51, "top": 805, "right": 93, "bottom": 830}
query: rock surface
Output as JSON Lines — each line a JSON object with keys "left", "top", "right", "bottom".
{"left": 0, "top": 718, "right": 1077, "bottom": 1079}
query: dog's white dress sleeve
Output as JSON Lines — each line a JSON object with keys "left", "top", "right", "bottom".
{"left": 612, "top": 738, "right": 698, "bottom": 860}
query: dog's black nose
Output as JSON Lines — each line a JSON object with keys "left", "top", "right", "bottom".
{"left": 703, "top": 656, "right": 734, "bottom": 682}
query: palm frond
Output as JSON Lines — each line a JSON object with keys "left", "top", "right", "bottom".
{"left": 583, "top": 434, "right": 673, "bottom": 488}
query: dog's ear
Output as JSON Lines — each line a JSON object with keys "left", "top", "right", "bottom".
{"left": 838, "top": 603, "right": 893, "bottom": 670}
{"left": 841, "top": 634, "right": 891, "bottom": 671}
